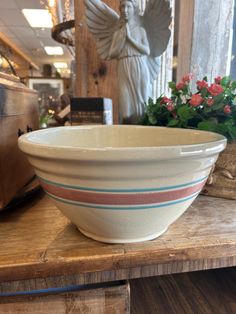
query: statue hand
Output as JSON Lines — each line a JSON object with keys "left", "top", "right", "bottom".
{"left": 118, "top": 24, "right": 127, "bottom": 39}
{"left": 126, "top": 24, "right": 131, "bottom": 38}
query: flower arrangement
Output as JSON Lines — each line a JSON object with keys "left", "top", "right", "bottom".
{"left": 141, "top": 74, "right": 236, "bottom": 141}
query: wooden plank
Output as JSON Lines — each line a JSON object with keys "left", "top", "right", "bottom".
{"left": 130, "top": 268, "right": 236, "bottom": 314}
{"left": 176, "top": 0, "right": 234, "bottom": 82}
{"left": 0, "top": 192, "right": 235, "bottom": 290}
{"left": 176, "top": 0, "right": 194, "bottom": 82}
{"left": 0, "top": 282, "right": 130, "bottom": 314}
{"left": 190, "top": 0, "right": 234, "bottom": 80}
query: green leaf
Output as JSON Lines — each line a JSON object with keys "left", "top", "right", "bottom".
{"left": 225, "top": 88, "right": 233, "bottom": 96}
{"left": 177, "top": 106, "right": 193, "bottom": 121}
{"left": 147, "top": 114, "right": 157, "bottom": 125}
{"left": 221, "top": 76, "right": 231, "bottom": 87}
{"left": 224, "top": 119, "right": 235, "bottom": 127}
{"left": 203, "top": 76, "right": 208, "bottom": 81}
{"left": 168, "top": 81, "right": 176, "bottom": 90}
{"left": 198, "top": 121, "right": 217, "bottom": 132}
{"left": 182, "top": 85, "right": 189, "bottom": 95}
{"left": 215, "top": 123, "right": 228, "bottom": 135}
{"left": 200, "top": 88, "right": 208, "bottom": 98}
{"left": 168, "top": 119, "right": 179, "bottom": 127}
{"left": 203, "top": 106, "right": 212, "bottom": 113}
{"left": 212, "top": 103, "right": 225, "bottom": 111}
{"left": 148, "top": 98, "right": 154, "bottom": 106}
{"left": 213, "top": 94, "right": 224, "bottom": 104}
{"left": 229, "top": 126, "right": 236, "bottom": 140}
{"left": 231, "top": 81, "right": 236, "bottom": 90}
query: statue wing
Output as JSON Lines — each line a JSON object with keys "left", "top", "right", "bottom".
{"left": 84, "top": 0, "right": 120, "bottom": 60}
{"left": 142, "top": 0, "right": 172, "bottom": 58}
{"left": 147, "top": 57, "right": 160, "bottom": 84}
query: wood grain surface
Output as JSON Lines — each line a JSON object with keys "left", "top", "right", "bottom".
{"left": 176, "top": 0, "right": 194, "bottom": 82}
{"left": 74, "top": 0, "right": 119, "bottom": 123}
{"left": 0, "top": 191, "right": 235, "bottom": 292}
{"left": 0, "top": 88, "right": 38, "bottom": 209}
{"left": 190, "top": 0, "right": 234, "bottom": 81}
{"left": 0, "top": 282, "right": 130, "bottom": 314}
{"left": 130, "top": 268, "right": 236, "bottom": 314}
{"left": 177, "top": 0, "right": 234, "bottom": 82}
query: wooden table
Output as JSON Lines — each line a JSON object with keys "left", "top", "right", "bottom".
{"left": 0, "top": 191, "right": 235, "bottom": 313}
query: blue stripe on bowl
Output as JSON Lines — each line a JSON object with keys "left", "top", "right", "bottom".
{"left": 46, "top": 190, "right": 200, "bottom": 211}
{"left": 38, "top": 176, "right": 208, "bottom": 194}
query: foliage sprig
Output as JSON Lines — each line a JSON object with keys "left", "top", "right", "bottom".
{"left": 141, "top": 74, "right": 236, "bottom": 141}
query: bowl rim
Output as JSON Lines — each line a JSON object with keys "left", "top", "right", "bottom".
{"left": 18, "top": 125, "right": 227, "bottom": 161}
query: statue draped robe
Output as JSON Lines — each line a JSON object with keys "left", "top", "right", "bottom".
{"left": 109, "top": 25, "right": 151, "bottom": 123}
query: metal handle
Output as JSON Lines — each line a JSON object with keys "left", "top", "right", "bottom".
{"left": 18, "top": 126, "right": 33, "bottom": 137}
{"left": 18, "top": 129, "right": 25, "bottom": 137}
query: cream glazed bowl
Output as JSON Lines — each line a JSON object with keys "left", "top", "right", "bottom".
{"left": 18, "top": 125, "right": 226, "bottom": 243}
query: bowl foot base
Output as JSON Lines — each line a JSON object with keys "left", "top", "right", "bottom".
{"left": 77, "top": 227, "right": 168, "bottom": 244}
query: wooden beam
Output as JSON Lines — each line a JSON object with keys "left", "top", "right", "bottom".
{"left": 176, "top": 0, "right": 194, "bottom": 82}
{"left": 0, "top": 32, "right": 39, "bottom": 70}
{"left": 177, "top": 0, "right": 235, "bottom": 82}
{"left": 191, "top": 0, "right": 234, "bottom": 80}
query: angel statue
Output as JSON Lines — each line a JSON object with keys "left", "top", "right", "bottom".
{"left": 84, "top": 0, "right": 172, "bottom": 123}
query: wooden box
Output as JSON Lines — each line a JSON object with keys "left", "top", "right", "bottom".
{"left": 0, "top": 73, "right": 39, "bottom": 209}
{"left": 70, "top": 98, "right": 113, "bottom": 125}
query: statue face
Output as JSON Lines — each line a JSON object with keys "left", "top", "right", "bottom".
{"left": 120, "top": 1, "right": 135, "bottom": 21}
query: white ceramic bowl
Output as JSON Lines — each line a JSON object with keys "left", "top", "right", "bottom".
{"left": 18, "top": 125, "right": 226, "bottom": 243}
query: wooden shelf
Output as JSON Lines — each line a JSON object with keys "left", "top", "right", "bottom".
{"left": 0, "top": 191, "right": 235, "bottom": 293}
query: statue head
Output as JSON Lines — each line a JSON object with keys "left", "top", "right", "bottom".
{"left": 120, "top": 0, "right": 139, "bottom": 21}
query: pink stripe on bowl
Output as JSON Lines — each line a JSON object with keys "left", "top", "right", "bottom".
{"left": 40, "top": 180, "right": 206, "bottom": 206}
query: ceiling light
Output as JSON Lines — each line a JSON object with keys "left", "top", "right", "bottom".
{"left": 22, "top": 9, "right": 53, "bottom": 28}
{"left": 44, "top": 46, "right": 64, "bottom": 55}
{"left": 54, "top": 62, "right": 68, "bottom": 69}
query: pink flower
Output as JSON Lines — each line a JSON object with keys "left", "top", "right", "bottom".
{"left": 224, "top": 105, "right": 231, "bottom": 114}
{"left": 208, "top": 84, "right": 224, "bottom": 96}
{"left": 182, "top": 73, "right": 194, "bottom": 83}
{"left": 167, "top": 102, "right": 175, "bottom": 112}
{"left": 189, "top": 94, "right": 204, "bottom": 107}
{"left": 214, "top": 76, "right": 222, "bottom": 84}
{"left": 160, "top": 96, "right": 171, "bottom": 104}
{"left": 176, "top": 82, "right": 186, "bottom": 90}
{"left": 206, "top": 98, "right": 214, "bottom": 106}
{"left": 197, "top": 80, "right": 208, "bottom": 90}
